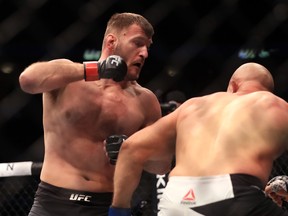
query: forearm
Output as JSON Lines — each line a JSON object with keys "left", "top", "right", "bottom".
{"left": 112, "top": 150, "right": 144, "bottom": 208}
{"left": 19, "top": 59, "right": 84, "bottom": 94}
{"left": 111, "top": 115, "right": 176, "bottom": 206}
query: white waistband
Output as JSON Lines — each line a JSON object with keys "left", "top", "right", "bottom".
{"left": 159, "top": 174, "right": 234, "bottom": 208}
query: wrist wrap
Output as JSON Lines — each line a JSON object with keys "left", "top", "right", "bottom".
{"left": 83, "top": 61, "right": 99, "bottom": 81}
{"left": 108, "top": 206, "right": 131, "bottom": 216}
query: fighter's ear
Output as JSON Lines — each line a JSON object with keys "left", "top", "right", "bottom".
{"left": 106, "top": 34, "right": 117, "bottom": 50}
{"left": 227, "top": 80, "right": 238, "bottom": 93}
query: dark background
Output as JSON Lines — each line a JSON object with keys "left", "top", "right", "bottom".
{"left": 0, "top": 0, "right": 287, "bottom": 162}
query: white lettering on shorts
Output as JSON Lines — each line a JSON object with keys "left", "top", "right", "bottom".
{"left": 69, "top": 194, "right": 92, "bottom": 202}
{"left": 156, "top": 174, "right": 168, "bottom": 211}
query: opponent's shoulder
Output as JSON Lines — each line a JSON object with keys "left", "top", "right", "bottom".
{"left": 255, "top": 92, "right": 288, "bottom": 125}
{"left": 47, "top": 58, "right": 75, "bottom": 64}
{"left": 253, "top": 91, "right": 287, "bottom": 107}
{"left": 179, "top": 92, "right": 226, "bottom": 107}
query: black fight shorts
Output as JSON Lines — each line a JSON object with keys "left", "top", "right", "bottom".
{"left": 158, "top": 174, "right": 288, "bottom": 216}
{"left": 28, "top": 181, "right": 112, "bottom": 216}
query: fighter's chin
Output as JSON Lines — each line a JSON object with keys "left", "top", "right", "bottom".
{"left": 127, "top": 74, "right": 139, "bottom": 81}
{"left": 128, "top": 67, "right": 141, "bottom": 80}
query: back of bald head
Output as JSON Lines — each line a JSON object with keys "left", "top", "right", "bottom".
{"left": 228, "top": 62, "right": 274, "bottom": 93}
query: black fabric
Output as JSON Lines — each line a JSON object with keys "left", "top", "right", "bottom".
{"left": 28, "top": 181, "right": 112, "bottom": 216}
{"left": 191, "top": 174, "right": 288, "bottom": 216}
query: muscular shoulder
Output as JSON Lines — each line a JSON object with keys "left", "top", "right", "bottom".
{"left": 235, "top": 92, "right": 288, "bottom": 134}
{"left": 258, "top": 92, "right": 288, "bottom": 121}
{"left": 178, "top": 92, "right": 227, "bottom": 111}
{"left": 132, "top": 82, "right": 158, "bottom": 101}
{"left": 131, "top": 82, "right": 161, "bottom": 124}
{"left": 132, "top": 82, "right": 152, "bottom": 93}
{"left": 249, "top": 91, "right": 287, "bottom": 110}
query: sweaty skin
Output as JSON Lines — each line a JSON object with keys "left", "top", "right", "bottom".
{"left": 40, "top": 79, "right": 159, "bottom": 192}
{"left": 111, "top": 63, "right": 288, "bottom": 208}
{"left": 19, "top": 23, "right": 161, "bottom": 192}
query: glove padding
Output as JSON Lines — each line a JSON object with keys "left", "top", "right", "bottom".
{"left": 99, "top": 55, "right": 127, "bottom": 81}
{"left": 266, "top": 175, "right": 288, "bottom": 193}
{"left": 105, "top": 134, "right": 128, "bottom": 165}
{"left": 84, "top": 55, "right": 127, "bottom": 82}
{"left": 108, "top": 206, "right": 131, "bottom": 216}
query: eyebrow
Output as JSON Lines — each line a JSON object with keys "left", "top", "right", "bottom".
{"left": 133, "top": 35, "right": 153, "bottom": 46}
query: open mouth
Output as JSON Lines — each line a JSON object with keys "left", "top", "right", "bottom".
{"left": 132, "top": 63, "right": 142, "bottom": 68}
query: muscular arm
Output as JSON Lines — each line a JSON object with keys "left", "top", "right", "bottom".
{"left": 112, "top": 110, "right": 177, "bottom": 208}
{"left": 19, "top": 59, "right": 84, "bottom": 94}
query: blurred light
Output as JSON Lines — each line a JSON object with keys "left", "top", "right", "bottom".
{"left": 83, "top": 49, "right": 101, "bottom": 60}
{"left": 238, "top": 49, "right": 256, "bottom": 59}
{"left": 0, "top": 62, "right": 14, "bottom": 74}
{"left": 238, "top": 49, "right": 271, "bottom": 59}
{"left": 258, "top": 50, "right": 270, "bottom": 58}
{"left": 166, "top": 66, "right": 178, "bottom": 77}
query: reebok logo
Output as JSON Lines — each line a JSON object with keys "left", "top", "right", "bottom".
{"left": 180, "top": 189, "right": 196, "bottom": 205}
{"left": 69, "top": 194, "right": 92, "bottom": 202}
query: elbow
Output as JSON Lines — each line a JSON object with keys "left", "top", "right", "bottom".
{"left": 120, "top": 141, "right": 137, "bottom": 159}
{"left": 158, "top": 163, "right": 173, "bottom": 175}
{"left": 19, "top": 72, "right": 38, "bottom": 94}
{"left": 120, "top": 141, "right": 146, "bottom": 165}
{"left": 144, "top": 155, "right": 174, "bottom": 175}
{"left": 144, "top": 161, "right": 172, "bottom": 175}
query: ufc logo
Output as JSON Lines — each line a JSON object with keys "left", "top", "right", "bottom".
{"left": 69, "top": 194, "right": 92, "bottom": 202}
{"left": 110, "top": 55, "right": 121, "bottom": 66}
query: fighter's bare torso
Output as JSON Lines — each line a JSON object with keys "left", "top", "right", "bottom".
{"left": 41, "top": 79, "right": 159, "bottom": 192}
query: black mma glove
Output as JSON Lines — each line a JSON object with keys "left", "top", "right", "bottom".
{"left": 105, "top": 134, "right": 128, "bottom": 165}
{"left": 84, "top": 55, "right": 127, "bottom": 82}
{"left": 266, "top": 175, "right": 288, "bottom": 193}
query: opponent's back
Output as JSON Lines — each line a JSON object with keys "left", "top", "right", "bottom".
{"left": 171, "top": 64, "right": 288, "bottom": 184}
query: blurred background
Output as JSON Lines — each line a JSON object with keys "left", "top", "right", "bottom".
{"left": 0, "top": 0, "right": 288, "bottom": 163}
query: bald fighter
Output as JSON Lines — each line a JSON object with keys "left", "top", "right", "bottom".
{"left": 109, "top": 62, "right": 288, "bottom": 216}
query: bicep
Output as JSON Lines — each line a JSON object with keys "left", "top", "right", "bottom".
{"left": 125, "top": 112, "right": 177, "bottom": 165}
